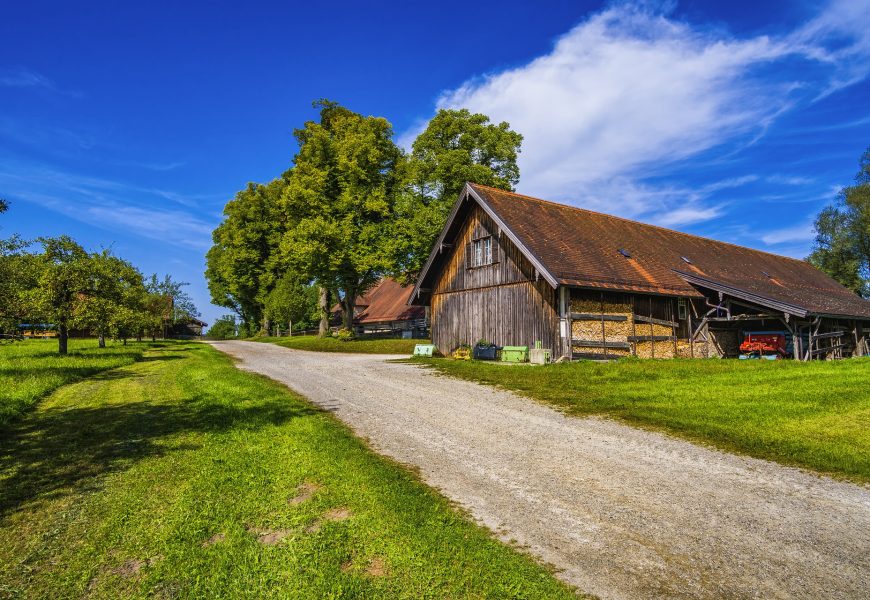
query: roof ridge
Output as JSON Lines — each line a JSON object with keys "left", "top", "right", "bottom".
{"left": 469, "top": 183, "right": 810, "bottom": 267}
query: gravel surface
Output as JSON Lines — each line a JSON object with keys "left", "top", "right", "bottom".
{"left": 211, "top": 340, "right": 870, "bottom": 600}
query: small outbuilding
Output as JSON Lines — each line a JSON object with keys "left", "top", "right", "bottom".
{"left": 409, "top": 183, "right": 870, "bottom": 360}
{"left": 336, "top": 278, "right": 428, "bottom": 337}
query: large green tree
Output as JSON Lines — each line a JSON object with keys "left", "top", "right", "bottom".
{"left": 281, "top": 100, "right": 403, "bottom": 332}
{"left": 809, "top": 146, "right": 870, "bottom": 297}
{"left": 206, "top": 177, "right": 287, "bottom": 335}
{"left": 391, "top": 109, "right": 523, "bottom": 281}
{"left": 74, "top": 250, "right": 146, "bottom": 348}
{"left": 25, "top": 237, "right": 94, "bottom": 354}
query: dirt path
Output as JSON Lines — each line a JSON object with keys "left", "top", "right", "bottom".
{"left": 211, "top": 340, "right": 870, "bottom": 600}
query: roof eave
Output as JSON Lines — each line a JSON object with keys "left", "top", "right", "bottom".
{"left": 409, "top": 183, "right": 560, "bottom": 305}
{"left": 675, "top": 270, "right": 809, "bottom": 318}
{"left": 466, "top": 185, "right": 559, "bottom": 288}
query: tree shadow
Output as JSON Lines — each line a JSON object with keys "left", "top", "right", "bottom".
{"left": 0, "top": 371, "right": 317, "bottom": 519}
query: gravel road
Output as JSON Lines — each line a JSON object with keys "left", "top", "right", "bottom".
{"left": 211, "top": 340, "right": 870, "bottom": 599}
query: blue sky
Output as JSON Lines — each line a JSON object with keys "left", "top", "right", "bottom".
{"left": 2, "top": 1, "right": 869, "bottom": 328}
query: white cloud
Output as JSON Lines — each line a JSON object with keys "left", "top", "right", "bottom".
{"left": 0, "top": 66, "right": 54, "bottom": 88}
{"left": 0, "top": 66, "right": 82, "bottom": 97}
{"left": 0, "top": 164, "right": 219, "bottom": 249}
{"left": 414, "top": 0, "right": 870, "bottom": 225}
{"left": 760, "top": 222, "right": 815, "bottom": 245}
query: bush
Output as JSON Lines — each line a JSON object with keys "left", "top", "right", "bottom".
{"left": 336, "top": 328, "right": 355, "bottom": 341}
{"left": 205, "top": 315, "right": 238, "bottom": 340}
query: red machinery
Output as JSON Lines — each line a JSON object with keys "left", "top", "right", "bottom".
{"left": 739, "top": 332, "right": 787, "bottom": 359}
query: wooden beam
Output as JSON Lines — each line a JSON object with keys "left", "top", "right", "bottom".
{"left": 633, "top": 314, "right": 678, "bottom": 328}
{"left": 628, "top": 335, "right": 676, "bottom": 342}
{"left": 812, "top": 343, "right": 848, "bottom": 355}
{"left": 572, "top": 312, "right": 628, "bottom": 322}
{"left": 572, "top": 339, "right": 630, "bottom": 349}
{"left": 812, "top": 331, "right": 844, "bottom": 340}
{"left": 705, "top": 314, "right": 779, "bottom": 322}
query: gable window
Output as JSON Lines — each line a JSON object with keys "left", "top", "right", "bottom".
{"left": 469, "top": 236, "right": 495, "bottom": 268}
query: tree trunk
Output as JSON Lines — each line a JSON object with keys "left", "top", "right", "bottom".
{"left": 342, "top": 291, "right": 356, "bottom": 331}
{"left": 318, "top": 286, "right": 330, "bottom": 337}
{"left": 98, "top": 333, "right": 106, "bottom": 348}
{"left": 58, "top": 321, "right": 68, "bottom": 355}
{"left": 263, "top": 317, "right": 272, "bottom": 337}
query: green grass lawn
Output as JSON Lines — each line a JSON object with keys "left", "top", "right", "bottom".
{"left": 0, "top": 341, "right": 578, "bottom": 599}
{"left": 256, "top": 335, "right": 426, "bottom": 355}
{"left": 0, "top": 339, "right": 152, "bottom": 426}
{"left": 420, "top": 357, "right": 870, "bottom": 483}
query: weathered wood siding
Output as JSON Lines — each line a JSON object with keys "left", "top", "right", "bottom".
{"left": 430, "top": 205, "right": 559, "bottom": 355}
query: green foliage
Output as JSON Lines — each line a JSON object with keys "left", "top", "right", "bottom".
{"left": 263, "top": 272, "right": 319, "bottom": 331}
{"left": 206, "top": 178, "right": 287, "bottom": 332}
{"left": 808, "top": 146, "right": 870, "bottom": 296}
{"left": 206, "top": 315, "right": 239, "bottom": 340}
{"left": 0, "top": 236, "right": 35, "bottom": 332}
{"left": 23, "top": 237, "right": 94, "bottom": 353}
{"left": 391, "top": 109, "right": 523, "bottom": 281}
{"left": 281, "top": 100, "right": 403, "bottom": 330}
{"left": 73, "top": 250, "right": 147, "bottom": 346}
{"left": 0, "top": 342, "right": 578, "bottom": 599}
{"left": 336, "top": 327, "right": 355, "bottom": 341}
{"left": 423, "top": 357, "right": 870, "bottom": 482}
{"left": 203, "top": 102, "right": 523, "bottom": 332}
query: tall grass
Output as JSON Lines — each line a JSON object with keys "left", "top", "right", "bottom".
{"left": 0, "top": 339, "right": 149, "bottom": 424}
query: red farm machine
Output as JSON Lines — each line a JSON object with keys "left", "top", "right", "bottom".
{"left": 738, "top": 331, "right": 788, "bottom": 360}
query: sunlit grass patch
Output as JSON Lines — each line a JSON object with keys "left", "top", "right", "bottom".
{"left": 0, "top": 339, "right": 155, "bottom": 425}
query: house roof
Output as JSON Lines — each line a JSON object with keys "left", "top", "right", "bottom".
{"left": 411, "top": 183, "right": 870, "bottom": 320}
{"left": 339, "top": 278, "right": 425, "bottom": 324}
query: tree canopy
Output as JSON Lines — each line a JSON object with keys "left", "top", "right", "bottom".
{"left": 203, "top": 101, "right": 523, "bottom": 335}
{"left": 280, "top": 100, "right": 403, "bottom": 330}
{"left": 809, "top": 146, "right": 870, "bottom": 297}
{"left": 391, "top": 108, "right": 522, "bottom": 281}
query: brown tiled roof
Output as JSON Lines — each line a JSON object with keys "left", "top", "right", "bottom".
{"left": 353, "top": 278, "right": 425, "bottom": 324}
{"left": 469, "top": 183, "right": 870, "bottom": 319}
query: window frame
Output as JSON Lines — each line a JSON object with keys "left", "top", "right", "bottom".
{"left": 468, "top": 235, "right": 497, "bottom": 269}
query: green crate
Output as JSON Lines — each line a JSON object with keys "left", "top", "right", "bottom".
{"left": 501, "top": 345, "right": 529, "bottom": 362}
{"left": 413, "top": 344, "right": 436, "bottom": 357}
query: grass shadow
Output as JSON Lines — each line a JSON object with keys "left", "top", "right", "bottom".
{"left": 0, "top": 367, "right": 317, "bottom": 519}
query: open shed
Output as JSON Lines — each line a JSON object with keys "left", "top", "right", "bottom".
{"left": 410, "top": 183, "right": 870, "bottom": 360}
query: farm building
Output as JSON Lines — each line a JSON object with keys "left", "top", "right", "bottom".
{"left": 169, "top": 317, "right": 207, "bottom": 339}
{"left": 335, "top": 278, "right": 428, "bottom": 337}
{"left": 410, "top": 183, "right": 870, "bottom": 360}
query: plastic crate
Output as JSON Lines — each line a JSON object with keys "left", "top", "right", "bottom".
{"left": 412, "top": 344, "right": 436, "bottom": 357}
{"left": 501, "top": 345, "right": 529, "bottom": 362}
{"left": 473, "top": 343, "right": 499, "bottom": 360}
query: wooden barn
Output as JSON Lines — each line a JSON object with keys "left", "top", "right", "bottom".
{"left": 409, "top": 183, "right": 870, "bottom": 360}
{"left": 335, "top": 278, "right": 428, "bottom": 337}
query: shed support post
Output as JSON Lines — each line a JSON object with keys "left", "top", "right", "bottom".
{"left": 559, "top": 286, "right": 571, "bottom": 360}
